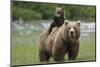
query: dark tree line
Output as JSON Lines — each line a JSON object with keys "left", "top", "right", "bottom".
{"left": 12, "top": 1, "right": 96, "bottom": 22}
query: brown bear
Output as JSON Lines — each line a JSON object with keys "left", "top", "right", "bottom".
{"left": 38, "top": 20, "right": 80, "bottom": 62}
{"left": 48, "top": 6, "right": 65, "bottom": 34}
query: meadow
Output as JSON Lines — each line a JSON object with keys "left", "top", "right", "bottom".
{"left": 11, "top": 27, "right": 96, "bottom": 66}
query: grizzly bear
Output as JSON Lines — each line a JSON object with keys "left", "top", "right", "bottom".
{"left": 38, "top": 20, "right": 80, "bottom": 62}
{"left": 48, "top": 6, "right": 65, "bottom": 34}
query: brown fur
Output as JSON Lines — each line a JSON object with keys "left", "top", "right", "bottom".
{"left": 48, "top": 6, "right": 65, "bottom": 34}
{"left": 38, "top": 20, "right": 80, "bottom": 62}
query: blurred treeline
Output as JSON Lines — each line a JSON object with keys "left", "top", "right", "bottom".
{"left": 12, "top": 1, "right": 96, "bottom": 22}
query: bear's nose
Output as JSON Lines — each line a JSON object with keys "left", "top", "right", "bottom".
{"left": 70, "top": 31, "right": 74, "bottom": 36}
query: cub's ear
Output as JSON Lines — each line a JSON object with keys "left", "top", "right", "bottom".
{"left": 55, "top": 6, "right": 58, "bottom": 9}
{"left": 64, "top": 20, "right": 69, "bottom": 25}
{"left": 56, "top": 6, "right": 64, "bottom": 9}
{"left": 61, "top": 6, "right": 64, "bottom": 9}
{"left": 76, "top": 20, "right": 80, "bottom": 26}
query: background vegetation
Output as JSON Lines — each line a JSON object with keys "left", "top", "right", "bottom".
{"left": 12, "top": 1, "right": 96, "bottom": 22}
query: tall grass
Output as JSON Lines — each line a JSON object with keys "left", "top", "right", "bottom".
{"left": 11, "top": 30, "right": 96, "bottom": 66}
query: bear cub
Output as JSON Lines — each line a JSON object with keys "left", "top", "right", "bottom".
{"left": 48, "top": 6, "right": 65, "bottom": 34}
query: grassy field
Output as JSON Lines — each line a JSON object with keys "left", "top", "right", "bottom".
{"left": 11, "top": 30, "right": 96, "bottom": 66}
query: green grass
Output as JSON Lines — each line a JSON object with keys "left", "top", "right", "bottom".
{"left": 11, "top": 31, "right": 96, "bottom": 66}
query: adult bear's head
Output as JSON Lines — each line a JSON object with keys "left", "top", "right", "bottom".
{"left": 61, "top": 20, "right": 80, "bottom": 42}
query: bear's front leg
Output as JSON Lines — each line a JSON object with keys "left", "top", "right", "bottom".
{"left": 39, "top": 50, "right": 50, "bottom": 62}
{"left": 68, "top": 41, "right": 79, "bottom": 61}
{"left": 52, "top": 45, "right": 66, "bottom": 62}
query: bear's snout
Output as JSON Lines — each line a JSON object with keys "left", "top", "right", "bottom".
{"left": 70, "top": 31, "right": 74, "bottom": 36}
{"left": 69, "top": 27, "right": 75, "bottom": 38}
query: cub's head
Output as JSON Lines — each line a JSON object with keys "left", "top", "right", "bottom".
{"left": 55, "top": 6, "right": 64, "bottom": 17}
{"left": 62, "top": 20, "right": 80, "bottom": 41}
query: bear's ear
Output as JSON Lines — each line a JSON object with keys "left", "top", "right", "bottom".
{"left": 61, "top": 6, "right": 64, "bottom": 9}
{"left": 64, "top": 20, "right": 69, "bottom": 25}
{"left": 56, "top": 6, "right": 64, "bottom": 9}
{"left": 55, "top": 6, "right": 58, "bottom": 9}
{"left": 76, "top": 20, "right": 80, "bottom": 26}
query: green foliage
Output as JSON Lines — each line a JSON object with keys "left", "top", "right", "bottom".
{"left": 12, "top": 5, "right": 42, "bottom": 20}
{"left": 12, "top": 1, "right": 96, "bottom": 22}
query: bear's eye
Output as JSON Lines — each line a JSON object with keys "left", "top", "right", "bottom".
{"left": 73, "top": 27, "right": 76, "bottom": 29}
{"left": 57, "top": 11, "right": 61, "bottom": 14}
{"left": 68, "top": 27, "right": 71, "bottom": 29}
